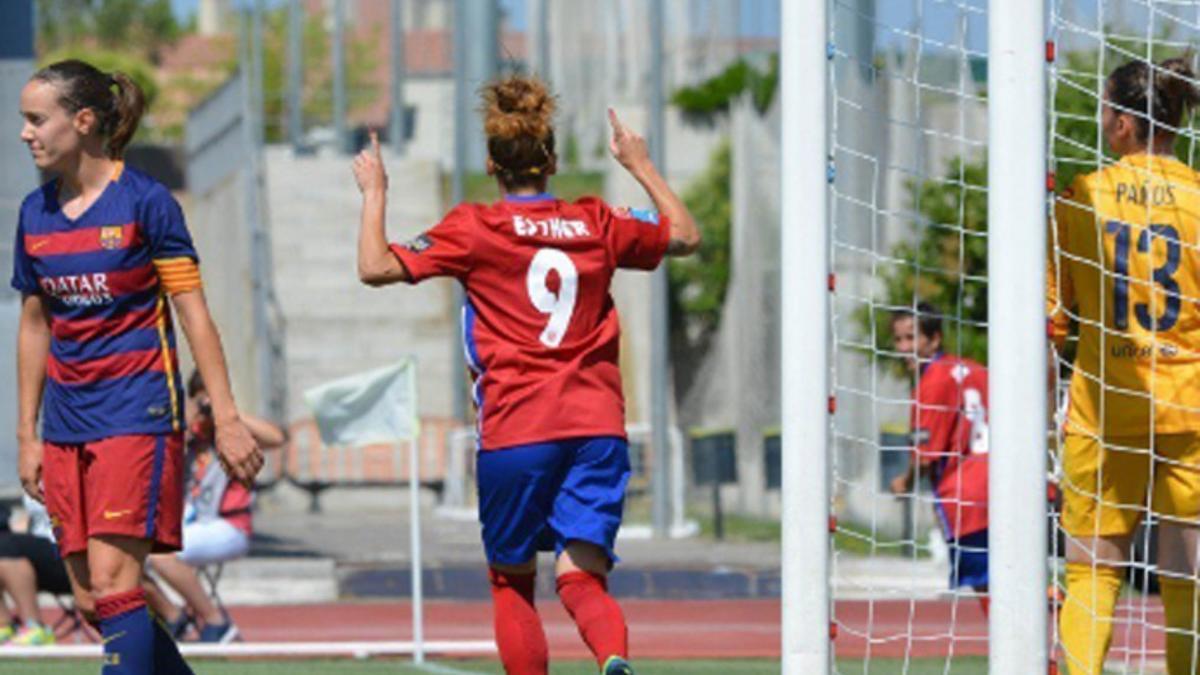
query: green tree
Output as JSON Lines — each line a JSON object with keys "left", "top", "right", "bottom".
{"left": 666, "top": 53, "right": 775, "bottom": 399}
{"left": 671, "top": 55, "right": 778, "bottom": 123}
{"left": 36, "top": 0, "right": 92, "bottom": 53}
{"left": 94, "top": 0, "right": 140, "bottom": 48}
{"left": 258, "top": 6, "right": 380, "bottom": 143}
{"left": 670, "top": 141, "right": 733, "bottom": 398}
{"left": 864, "top": 158, "right": 989, "bottom": 369}
{"left": 37, "top": 0, "right": 182, "bottom": 59}
{"left": 865, "top": 35, "right": 1199, "bottom": 370}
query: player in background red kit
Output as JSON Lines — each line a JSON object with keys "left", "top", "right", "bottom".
{"left": 351, "top": 76, "right": 699, "bottom": 675}
{"left": 890, "top": 303, "right": 990, "bottom": 614}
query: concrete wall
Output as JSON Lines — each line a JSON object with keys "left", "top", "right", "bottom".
{"left": 180, "top": 175, "right": 262, "bottom": 414}
{"left": 261, "top": 146, "right": 452, "bottom": 422}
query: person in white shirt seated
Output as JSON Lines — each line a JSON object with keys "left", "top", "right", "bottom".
{"left": 143, "top": 371, "right": 285, "bottom": 643}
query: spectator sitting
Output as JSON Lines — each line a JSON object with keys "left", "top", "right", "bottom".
{"left": 0, "top": 495, "right": 73, "bottom": 645}
{"left": 143, "top": 370, "right": 285, "bottom": 643}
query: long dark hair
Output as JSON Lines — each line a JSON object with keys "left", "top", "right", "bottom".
{"left": 1108, "top": 55, "right": 1200, "bottom": 144}
{"left": 31, "top": 59, "right": 146, "bottom": 159}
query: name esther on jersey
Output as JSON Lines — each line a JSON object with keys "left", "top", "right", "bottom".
{"left": 513, "top": 215, "right": 591, "bottom": 239}
{"left": 40, "top": 273, "right": 113, "bottom": 306}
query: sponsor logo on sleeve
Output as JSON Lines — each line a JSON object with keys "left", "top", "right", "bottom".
{"left": 912, "top": 428, "right": 931, "bottom": 445}
{"left": 627, "top": 207, "right": 660, "bottom": 225}
{"left": 404, "top": 233, "right": 433, "bottom": 253}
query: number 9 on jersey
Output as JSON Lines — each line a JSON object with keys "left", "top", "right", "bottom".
{"left": 527, "top": 248, "right": 579, "bottom": 348}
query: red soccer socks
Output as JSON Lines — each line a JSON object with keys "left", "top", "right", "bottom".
{"left": 489, "top": 569, "right": 548, "bottom": 675}
{"left": 557, "top": 570, "right": 628, "bottom": 668}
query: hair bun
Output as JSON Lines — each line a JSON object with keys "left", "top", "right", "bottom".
{"left": 481, "top": 76, "right": 556, "bottom": 142}
{"left": 1156, "top": 55, "right": 1200, "bottom": 110}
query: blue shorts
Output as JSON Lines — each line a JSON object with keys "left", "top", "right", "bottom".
{"left": 476, "top": 436, "right": 630, "bottom": 567}
{"left": 948, "top": 529, "right": 989, "bottom": 590}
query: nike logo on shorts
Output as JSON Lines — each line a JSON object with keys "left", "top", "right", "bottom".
{"left": 103, "top": 509, "right": 133, "bottom": 520}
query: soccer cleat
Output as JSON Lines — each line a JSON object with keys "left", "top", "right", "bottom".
{"left": 10, "top": 623, "right": 55, "bottom": 646}
{"left": 602, "top": 655, "right": 634, "bottom": 675}
{"left": 197, "top": 620, "right": 239, "bottom": 644}
{"left": 0, "top": 625, "right": 14, "bottom": 645}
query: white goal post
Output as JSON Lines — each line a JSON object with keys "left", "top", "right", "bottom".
{"left": 986, "top": 1, "right": 1049, "bottom": 674}
{"left": 784, "top": 1, "right": 1051, "bottom": 673}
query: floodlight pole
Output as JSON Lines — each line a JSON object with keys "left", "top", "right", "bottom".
{"left": 287, "top": 0, "right": 304, "bottom": 150}
{"left": 450, "top": 0, "right": 468, "bottom": 423}
{"left": 390, "top": 0, "right": 406, "bottom": 154}
{"left": 782, "top": 0, "right": 830, "bottom": 671}
{"left": 409, "top": 373, "right": 425, "bottom": 663}
{"left": 332, "top": 0, "right": 347, "bottom": 153}
{"left": 648, "top": 0, "right": 671, "bottom": 539}
{"left": 987, "top": 1, "right": 1049, "bottom": 673}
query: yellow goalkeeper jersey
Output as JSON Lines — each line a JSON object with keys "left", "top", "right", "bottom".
{"left": 1048, "top": 153, "right": 1200, "bottom": 436}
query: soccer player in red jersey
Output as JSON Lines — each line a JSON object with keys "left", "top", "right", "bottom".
{"left": 13, "top": 60, "right": 262, "bottom": 674}
{"left": 890, "top": 303, "right": 990, "bottom": 613}
{"left": 352, "top": 76, "right": 699, "bottom": 675}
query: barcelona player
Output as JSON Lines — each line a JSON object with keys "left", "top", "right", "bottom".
{"left": 1048, "top": 56, "right": 1200, "bottom": 675}
{"left": 889, "top": 303, "right": 990, "bottom": 613}
{"left": 13, "top": 60, "right": 262, "bottom": 673}
{"left": 352, "top": 76, "right": 699, "bottom": 675}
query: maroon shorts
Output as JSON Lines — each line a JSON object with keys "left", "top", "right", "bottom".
{"left": 42, "top": 433, "right": 185, "bottom": 557}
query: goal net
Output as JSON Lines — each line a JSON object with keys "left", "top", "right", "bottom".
{"left": 827, "top": 0, "right": 991, "bottom": 672}
{"left": 823, "top": 0, "right": 1200, "bottom": 672}
{"left": 1049, "top": 1, "right": 1200, "bottom": 672}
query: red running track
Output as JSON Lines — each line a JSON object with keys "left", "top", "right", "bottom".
{"left": 224, "top": 599, "right": 781, "bottom": 660}
{"left": 45, "top": 597, "right": 1160, "bottom": 661}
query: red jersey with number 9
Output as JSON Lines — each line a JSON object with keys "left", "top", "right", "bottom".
{"left": 390, "top": 193, "right": 670, "bottom": 451}
{"left": 911, "top": 355, "right": 990, "bottom": 540}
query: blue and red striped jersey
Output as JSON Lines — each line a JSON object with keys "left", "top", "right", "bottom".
{"left": 11, "top": 164, "right": 198, "bottom": 443}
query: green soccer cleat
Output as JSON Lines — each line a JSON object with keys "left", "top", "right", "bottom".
{"left": 602, "top": 655, "right": 634, "bottom": 675}
{"left": 0, "top": 625, "right": 14, "bottom": 644}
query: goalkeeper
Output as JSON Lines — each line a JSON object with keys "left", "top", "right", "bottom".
{"left": 1049, "top": 55, "right": 1200, "bottom": 675}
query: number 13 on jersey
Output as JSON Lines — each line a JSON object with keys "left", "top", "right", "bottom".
{"left": 1105, "top": 220, "right": 1182, "bottom": 332}
{"left": 527, "top": 248, "right": 579, "bottom": 348}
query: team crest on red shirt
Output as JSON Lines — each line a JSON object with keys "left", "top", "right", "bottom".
{"left": 404, "top": 233, "right": 433, "bottom": 253}
{"left": 99, "top": 226, "right": 124, "bottom": 250}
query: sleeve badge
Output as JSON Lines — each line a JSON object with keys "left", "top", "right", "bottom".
{"left": 403, "top": 233, "right": 433, "bottom": 253}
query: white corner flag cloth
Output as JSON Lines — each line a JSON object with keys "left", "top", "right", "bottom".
{"left": 303, "top": 359, "right": 420, "bottom": 447}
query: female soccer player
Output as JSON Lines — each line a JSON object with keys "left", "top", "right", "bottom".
{"left": 352, "top": 76, "right": 699, "bottom": 675}
{"left": 1049, "top": 56, "right": 1200, "bottom": 675}
{"left": 889, "top": 303, "right": 990, "bottom": 614}
{"left": 14, "top": 59, "right": 262, "bottom": 674}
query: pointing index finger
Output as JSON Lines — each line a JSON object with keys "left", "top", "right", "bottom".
{"left": 607, "top": 108, "right": 624, "bottom": 135}
{"left": 370, "top": 130, "right": 382, "bottom": 157}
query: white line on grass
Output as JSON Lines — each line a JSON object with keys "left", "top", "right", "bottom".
{"left": 413, "top": 661, "right": 488, "bottom": 675}
{"left": 1, "top": 640, "right": 498, "bottom": 660}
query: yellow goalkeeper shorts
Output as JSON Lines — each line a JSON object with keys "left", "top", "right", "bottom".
{"left": 1061, "top": 432, "right": 1200, "bottom": 538}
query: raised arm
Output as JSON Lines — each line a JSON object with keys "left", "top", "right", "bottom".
{"left": 16, "top": 294, "right": 50, "bottom": 501}
{"left": 171, "top": 289, "right": 263, "bottom": 485}
{"left": 607, "top": 108, "right": 701, "bottom": 257}
{"left": 353, "top": 131, "right": 410, "bottom": 286}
